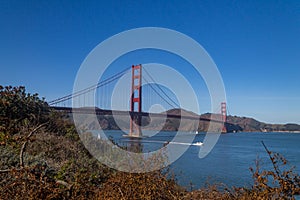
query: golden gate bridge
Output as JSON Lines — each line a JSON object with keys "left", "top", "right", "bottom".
{"left": 49, "top": 65, "right": 228, "bottom": 137}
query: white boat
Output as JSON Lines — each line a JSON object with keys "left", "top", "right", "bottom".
{"left": 193, "top": 142, "right": 203, "bottom": 146}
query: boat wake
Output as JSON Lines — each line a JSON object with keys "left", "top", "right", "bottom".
{"left": 169, "top": 141, "right": 203, "bottom": 146}
{"left": 132, "top": 139, "right": 203, "bottom": 147}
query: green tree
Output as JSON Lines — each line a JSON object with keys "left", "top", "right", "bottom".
{"left": 0, "top": 85, "right": 49, "bottom": 135}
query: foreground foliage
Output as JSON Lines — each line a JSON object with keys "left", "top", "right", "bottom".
{"left": 0, "top": 85, "right": 299, "bottom": 199}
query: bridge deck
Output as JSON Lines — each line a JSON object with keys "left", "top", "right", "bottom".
{"left": 51, "top": 106, "right": 227, "bottom": 124}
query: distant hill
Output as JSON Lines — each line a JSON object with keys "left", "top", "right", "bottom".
{"left": 165, "top": 108, "right": 199, "bottom": 117}
{"left": 226, "top": 115, "right": 300, "bottom": 132}
{"left": 67, "top": 107, "right": 300, "bottom": 133}
{"left": 164, "top": 109, "right": 300, "bottom": 133}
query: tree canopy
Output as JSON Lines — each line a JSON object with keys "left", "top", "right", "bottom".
{"left": 0, "top": 85, "right": 49, "bottom": 134}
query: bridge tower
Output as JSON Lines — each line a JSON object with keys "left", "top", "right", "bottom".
{"left": 129, "top": 64, "right": 142, "bottom": 137}
{"left": 221, "top": 102, "right": 227, "bottom": 133}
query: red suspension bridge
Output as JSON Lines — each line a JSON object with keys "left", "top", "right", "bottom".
{"left": 49, "top": 65, "right": 228, "bottom": 137}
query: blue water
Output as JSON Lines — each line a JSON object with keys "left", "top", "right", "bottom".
{"left": 99, "top": 131, "right": 300, "bottom": 189}
{"left": 172, "top": 132, "right": 300, "bottom": 189}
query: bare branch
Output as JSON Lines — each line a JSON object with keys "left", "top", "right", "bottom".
{"left": 19, "top": 122, "right": 48, "bottom": 168}
{"left": 19, "top": 141, "right": 28, "bottom": 167}
{"left": 0, "top": 169, "right": 11, "bottom": 173}
{"left": 118, "top": 187, "right": 125, "bottom": 200}
{"left": 261, "top": 141, "right": 281, "bottom": 178}
{"left": 56, "top": 180, "right": 73, "bottom": 189}
{"left": 0, "top": 168, "right": 22, "bottom": 173}
{"left": 26, "top": 123, "right": 47, "bottom": 139}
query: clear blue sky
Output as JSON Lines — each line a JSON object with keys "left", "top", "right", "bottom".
{"left": 1, "top": 0, "right": 299, "bottom": 124}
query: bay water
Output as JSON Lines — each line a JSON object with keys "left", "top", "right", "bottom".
{"left": 98, "top": 131, "right": 300, "bottom": 189}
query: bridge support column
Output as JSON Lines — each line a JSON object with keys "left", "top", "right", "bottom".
{"left": 221, "top": 102, "right": 227, "bottom": 133}
{"left": 129, "top": 64, "right": 142, "bottom": 137}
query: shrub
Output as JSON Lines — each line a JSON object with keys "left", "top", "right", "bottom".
{"left": 0, "top": 85, "right": 49, "bottom": 136}
{"left": 98, "top": 170, "right": 185, "bottom": 200}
